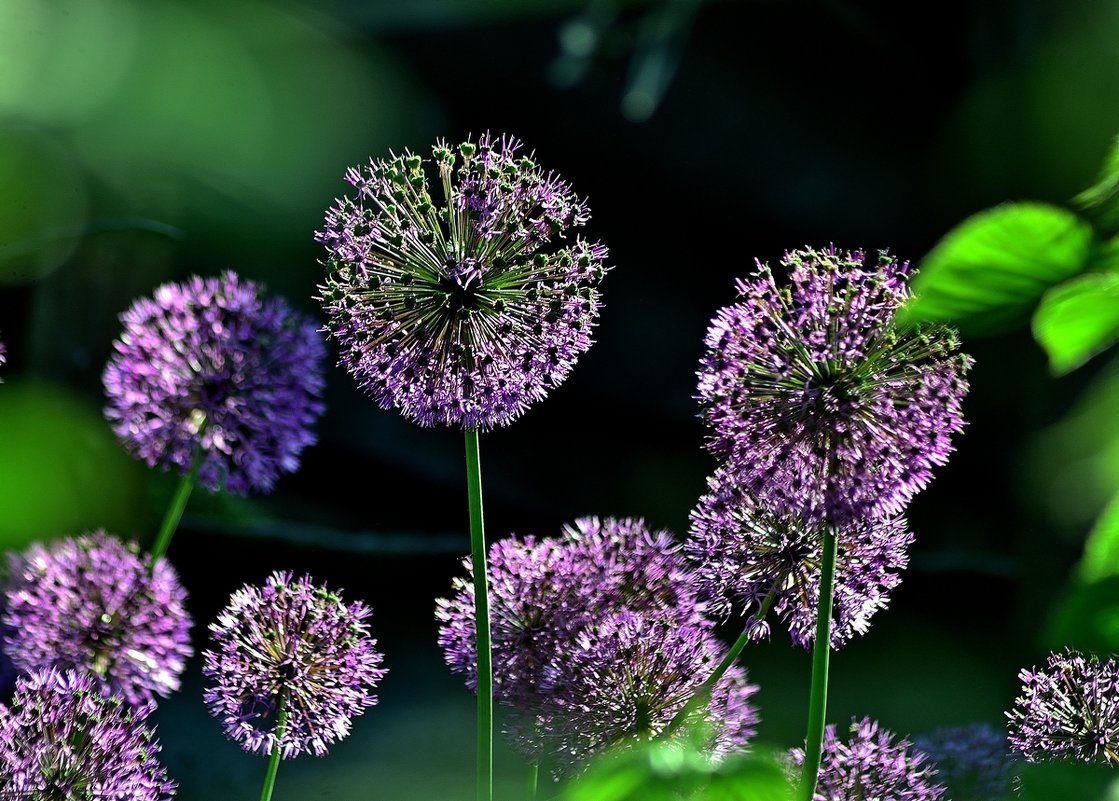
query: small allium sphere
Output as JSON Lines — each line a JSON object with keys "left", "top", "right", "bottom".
{"left": 2, "top": 531, "right": 192, "bottom": 706}
{"left": 1007, "top": 649, "right": 1119, "bottom": 765}
{"left": 790, "top": 717, "right": 946, "bottom": 801}
{"left": 688, "top": 467, "right": 912, "bottom": 649}
{"left": 203, "top": 571, "right": 387, "bottom": 759}
{"left": 316, "top": 133, "right": 609, "bottom": 430}
{"left": 697, "top": 246, "right": 971, "bottom": 525}
{"left": 436, "top": 517, "right": 703, "bottom": 708}
{"left": 914, "top": 724, "right": 1017, "bottom": 801}
{"left": 103, "top": 271, "right": 326, "bottom": 495}
{"left": 536, "top": 612, "right": 759, "bottom": 775}
{"left": 0, "top": 668, "right": 175, "bottom": 800}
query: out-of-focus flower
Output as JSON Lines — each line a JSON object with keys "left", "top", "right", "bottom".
{"left": 317, "top": 133, "right": 608, "bottom": 430}
{"left": 2, "top": 531, "right": 192, "bottom": 706}
{"left": 103, "top": 271, "right": 326, "bottom": 495}
{"left": 687, "top": 467, "right": 911, "bottom": 648}
{"left": 914, "top": 723, "right": 1017, "bottom": 801}
{"left": 1007, "top": 649, "right": 1119, "bottom": 766}
{"left": 534, "top": 612, "right": 759, "bottom": 775}
{"left": 0, "top": 668, "right": 175, "bottom": 800}
{"left": 697, "top": 246, "right": 971, "bottom": 525}
{"left": 203, "top": 571, "right": 387, "bottom": 759}
{"left": 789, "top": 717, "right": 946, "bottom": 800}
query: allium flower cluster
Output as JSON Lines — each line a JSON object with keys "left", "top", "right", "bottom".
{"left": 0, "top": 668, "right": 174, "bottom": 800}
{"left": 316, "top": 133, "right": 609, "bottom": 430}
{"left": 538, "top": 612, "right": 759, "bottom": 774}
{"left": 103, "top": 271, "right": 326, "bottom": 495}
{"left": 436, "top": 517, "right": 704, "bottom": 706}
{"left": 687, "top": 467, "right": 912, "bottom": 648}
{"left": 2, "top": 531, "right": 192, "bottom": 707}
{"left": 203, "top": 571, "right": 387, "bottom": 759}
{"left": 914, "top": 723, "right": 1017, "bottom": 801}
{"left": 1007, "top": 649, "right": 1119, "bottom": 765}
{"left": 789, "top": 717, "right": 946, "bottom": 801}
{"left": 697, "top": 246, "right": 971, "bottom": 525}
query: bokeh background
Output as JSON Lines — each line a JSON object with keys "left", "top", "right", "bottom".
{"left": 2, "top": 0, "right": 1119, "bottom": 797}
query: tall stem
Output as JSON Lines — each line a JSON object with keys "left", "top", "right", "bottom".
{"left": 665, "top": 587, "right": 778, "bottom": 737}
{"left": 150, "top": 444, "right": 203, "bottom": 565}
{"left": 259, "top": 707, "right": 289, "bottom": 801}
{"left": 465, "top": 429, "right": 492, "bottom": 801}
{"left": 527, "top": 762, "right": 539, "bottom": 801}
{"left": 798, "top": 526, "right": 838, "bottom": 801}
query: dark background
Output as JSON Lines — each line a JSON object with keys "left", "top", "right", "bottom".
{"left": 1, "top": 0, "right": 1117, "bottom": 796}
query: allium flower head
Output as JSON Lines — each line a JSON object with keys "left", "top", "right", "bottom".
{"left": 697, "top": 247, "right": 971, "bottom": 525}
{"left": 316, "top": 133, "right": 609, "bottom": 430}
{"left": 203, "top": 571, "right": 387, "bottom": 759}
{"left": 790, "top": 717, "right": 946, "bottom": 801}
{"left": 914, "top": 723, "right": 1017, "bottom": 801}
{"left": 534, "top": 612, "right": 759, "bottom": 775}
{"left": 1007, "top": 649, "right": 1119, "bottom": 765}
{"left": 436, "top": 517, "right": 703, "bottom": 708}
{"left": 2, "top": 531, "right": 192, "bottom": 707}
{"left": 688, "top": 468, "right": 911, "bottom": 648}
{"left": 103, "top": 271, "right": 326, "bottom": 495}
{"left": 0, "top": 668, "right": 175, "bottom": 800}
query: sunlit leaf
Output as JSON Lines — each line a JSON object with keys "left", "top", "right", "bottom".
{"left": 1045, "top": 575, "right": 1119, "bottom": 654}
{"left": 1074, "top": 134, "right": 1119, "bottom": 235}
{"left": 1081, "top": 492, "right": 1119, "bottom": 583}
{"left": 1033, "top": 272, "right": 1119, "bottom": 374}
{"left": 902, "top": 203, "right": 1094, "bottom": 335}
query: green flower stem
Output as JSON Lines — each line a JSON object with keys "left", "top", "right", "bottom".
{"left": 465, "top": 428, "right": 493, "bottom": 801}
{"left": 798, "top": 526, "right": 838, "bottom": 801}
{"left": 260, "top": 706, "right": 289, "bottom": 801}
{"left": 665, "top": 586, "right": 778, "bottom": 736}
{"left": 528, "top": 762, "right": 539, "bottom": 801}
{"left": 149, "top": 443, "right": 203, "bottom": 565}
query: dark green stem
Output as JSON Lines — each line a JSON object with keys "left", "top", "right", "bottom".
{"left": 149, "top": 443, "right": 203, "bottom": 565}
{"left": 798, "top": 526, "right": 838, "bottom": 801}
{"left": 665, "top": 587, "right": 778, "bottom": 736}
{"left": 465, "top": 429, "right": 492, "bottom": 801}
{"left": 260, "top": 707, "right": 289, "bottom": 801}
{"left": 528, "top": 762, "right": 539, "bottom": 801}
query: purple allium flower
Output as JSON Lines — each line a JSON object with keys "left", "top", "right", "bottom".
{"left": 697, "top": 247, "right": 971, "bottom": 525}
{"left": 0, "top": 668, "right": 175, "bottom": 800}
{"left": 1007, "top": 649, "right": 1119, "bottom": 766}
{"left": 203, "top": 571, "right": 387, "bottom": 759}
{"left": 436, "top": 517, "right": 703, "bottom": 708}
{"left": 316, "top": 133, "right": 609, "bottom": 430}
{"left": 103, "top": 271, "right": 326, "bottom": 495}
{"left": 687, "top": 467, "right": 912, "bottom": 649}
{"left": 789, "top": 717, "right": 946, "bottom": 801}
{"left": 2, "top": 531, "right": 192, "bottom": 707}
{"left": 914, "top": 724, "right": 1017, "bottom": 801}
{"left": 534, "top": 612, "right": 759, "bottom": 775}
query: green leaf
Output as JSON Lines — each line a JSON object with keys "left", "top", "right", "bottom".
{"left": 1045, "top": 575, "right": 1119, "bottom": 654}
{"left": 1080, "top": 492, "right": 1119, "bottom": 583}
{"left": 1033, "top": 272, "right": 1119, "bottom": 374}
{"left": 1017, "top": 760, "right": 1119, "bottom": 801}
{"left": 1074, "top": 134, "right": 1119, "bottom": 235}
{"left": 902, "top": 203, "right": 1094, "bottom": 335}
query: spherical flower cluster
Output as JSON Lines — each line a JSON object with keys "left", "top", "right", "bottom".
{"left": 0, "top": 668, "right": 175, "bottom": 800}
{"left": 2, "top": 531, "right": 192, "bottom": 706}
{"left": 789, "top": 717, "right": 946, "bottom": 800}
{"left": 697, "top": 246, "right": 971, "bottom": 525}
{"left": 538, "top": 612, "right": 759, "bottom": 775}
{"left": 436, "top": 517, "right": 703, "bottom": 707}
{"left": 687, "top": 468, "right": 912, "bottom": 648}
{"left": 914, "top": 723, "right": 1017, "bottom": 801}
{"left": 1007, "top": 649, "right": 1119, "bottom": 765}
{"left": 316, "top": 133, "right": 609, "bottom": 430}
{"left": 203, "top": 571, "right": 387, "bottom": 759}
{"left": 103, "top": 271, "right": 326, "bottom": 495}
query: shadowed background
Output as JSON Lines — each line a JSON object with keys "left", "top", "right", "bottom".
{"left": 0, "top": 0, "right": 1117, "bottom": 797}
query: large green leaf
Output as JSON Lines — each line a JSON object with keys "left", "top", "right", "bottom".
{"left": 1017, "top": 761, "right": 1119, "bottom": 801}
{"left": 1033, "top": 272, "right": 1119, "bottom": 375}
{"left": 1080, "top": 492, "right": 1119, "bottom": 584}
{"left": 902, "top": 203, "right": 1094, "bottom": 335}
{"left": 1074, "top": 134, "right": 1119, "bottom": 236}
